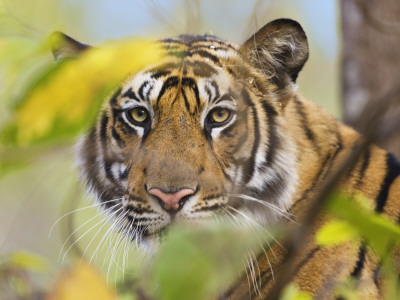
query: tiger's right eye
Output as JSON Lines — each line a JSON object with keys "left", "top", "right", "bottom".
{"left": 126, "top": 107, "right": 149, "bottom": 125}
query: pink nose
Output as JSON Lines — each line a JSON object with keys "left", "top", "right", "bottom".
{"left": 148, "top": 188, "right": 195, "bottom": 211}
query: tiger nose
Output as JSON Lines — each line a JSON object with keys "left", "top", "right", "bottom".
{"left": 148, "top": 188, "right": 195, "bottom": 211}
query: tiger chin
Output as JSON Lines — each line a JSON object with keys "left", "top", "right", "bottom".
{"left": 53, "top": 19, "right": 400, "bottom": 298}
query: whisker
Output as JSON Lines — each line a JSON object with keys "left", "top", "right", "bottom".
{"left": 108, "top": 216, "right": 129, "bottom": 275}
{"left": 258, "top": 239, "right": 275, "bottom": 283}
{"left": 250, "top": 250, "right": 262, "bottom": 298}
{"left": 121, "top": 221, "right": 134, "bottom": 281}
{"left": 49, "top": 197, "right": 122, "bottom": 237}
{"left": 61, "top": 205, "right": 123, "bottom": 263}
{"left": 225, "top": 205, "right": 285, "bottom": 251}
{"left": 243, "top": 258, "right": 253, "bottom": 298}
{"left": 57, "top": 202, "right": 120, "bottom": 262}
{"left": 102, "top": 211, "right": 129, "bottom": 276}
{"left": 80, "top": 204, "right": 124, "bottom": 262}
{"left": 227, "top": 193, "right": 297, "bottom": 224}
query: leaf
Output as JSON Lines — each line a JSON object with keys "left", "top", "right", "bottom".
{"left": 280, "top": 283, "right": 313, "bottom": 300}
{"left": 325, "top": 192, "right": 400, "bottom": 256}
{"left": 316, "top": 220, "right": 359, "bottom": 247}
{"left": 46, "top": 264, "right": 115, "bottom": 300}
{"left": 152, "top": 223, "right": 269, "bottom": 300}
{"left": 8, "top": 250, "right": 48, "bottom": 272}
{"left": 2, "top": 37, "right": 163, "bottom": 146}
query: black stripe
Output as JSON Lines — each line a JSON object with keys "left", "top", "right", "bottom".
{"left": 213, "top": 93, "right": 233, "bottom": 105}
{"left": 151, "top": 70, "right": 171, "bottom": 79}
{"left": 355, "top": 149, "right": 371, "bottom": 188}
{"left": 204, "top": 84, "right": 212, "bottom": 102}
{"left": 262, "top": 101, "right": 279, "bottom": 166}
{"left": 351, "top": 244, "right": 366, "bottom": 277}
{"left": 192, "top": 50, "right": 220, "bottom": 64}
{"left": 295, "top": 247, "right": 320, "bottom": 274}
{"left": 375, "top": 152, "right": 400, "bottom": 213}
{"left": 289, "top": 140, "right": 343, "bottom": 212}
{"left": 293, "top": 97, "right": 321, "bottom": 155}
{"left": 210, "top": 80, "right": 220, "bottom": 100}
{"left": 181, "top": 88, "right": 191, "bottom": 113}
{"left": 148, "top": 62, "right": 180, "bottom": 78}
{"left": 120, "top": 165, "right": 130, "bottom": 180}
{"left": 193, "top": 204, "right": 221, "bottom": 212}
{"left": 241, "top": 89, "right": 260, "bottom": 184}
{"left": 182, "top": 77, "right": 201, "bottom": 109}
{"left": 117, "top": 116, "right": 137, "bottom": 136}
{"left": 157, "top": 76, "right": 179, "bottom": 104}
{"left": 129, "top": 194, "right": 146, "bottom": 203}
{"left": 130, "top": 206, "right": 154, "bottom": 214}
{"left": 202, "top": 194, "right": 223, "bottom": 201}
{"left": 104, "top": 161, "right": 117, "bottom": 183}
{"left": 138, "top": 80, "right": 149, "bottom": 101}
{"left": 99, "top": 112, "right": 109, "bottom": 153}
{"left": 111, "top": 128, "right": 125, "bottom": 148}
{"left": 122, "top": 88, "right": 140, "bottom": 101}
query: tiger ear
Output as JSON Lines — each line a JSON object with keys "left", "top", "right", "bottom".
{"left": 239, "top": 19, "right": 309, "bottom": 88}
{"left": 50, "top": 32, "right": 91, "bottom": 61}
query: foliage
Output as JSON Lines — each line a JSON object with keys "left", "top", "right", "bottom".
{"left": 1, "top": 37, "right": 162, "bottom": 146}
{"left": 151, "top": 223, "right": 266, "bottom": 300}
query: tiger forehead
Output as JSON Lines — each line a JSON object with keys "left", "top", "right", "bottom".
{"left": 116, "top": 64, "right": 239, "bottom": 109}
{"left": 111, "top": 35, "right": 244, "bottom": 110}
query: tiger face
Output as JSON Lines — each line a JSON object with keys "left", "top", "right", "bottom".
{"left": 61, "top": 19, "right": 309, "bottom": 248}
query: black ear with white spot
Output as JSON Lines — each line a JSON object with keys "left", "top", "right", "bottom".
{"left": 239, "top": 19, "right": 309, "bottom": 88}
{"left": 50, "top": 32, "right": 91, "bottom": 61}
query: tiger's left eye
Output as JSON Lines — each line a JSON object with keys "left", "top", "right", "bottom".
{"left": 210, "top": 108, "right": 231, "bottom": 124}
{"left": 127, "top": 107, "right": 149, "bottom": 124}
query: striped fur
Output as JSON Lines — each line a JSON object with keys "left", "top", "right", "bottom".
{"left": 56, "top": 19, "right": 400, "bottom": 298}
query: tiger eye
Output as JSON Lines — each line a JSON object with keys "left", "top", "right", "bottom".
{"left": 129, "top": 107, "right": 148, "bottom": 123}
{"left": 211, "top": 108, "right": 230, "bottom": 123}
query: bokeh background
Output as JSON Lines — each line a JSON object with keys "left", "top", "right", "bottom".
{"left": 0, "top": 0, "right": 340, "bottom": 294}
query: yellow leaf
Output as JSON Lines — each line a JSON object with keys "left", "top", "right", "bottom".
{"left": 316, "top": 220, "right": 359, "bottom": 247}
{"left": 9, "top": 250, "right": 48, "bottom": 272}
{"left": 46, "top": 264, "right": 115, "bottom": 300}
{"left": 13, "top": 37, "right": 162, "bottom": 145}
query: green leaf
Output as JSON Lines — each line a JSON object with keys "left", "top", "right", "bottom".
{"left": 325, "top": 192, "right": 400, "bottom": 256}
{"left": 152, "top": 223, "right": 269, "bottom": 300}
{"left": 316, "top": 220, "right": 359, "bottom": 247}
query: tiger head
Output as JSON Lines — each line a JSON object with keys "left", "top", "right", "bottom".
{"left": 55, "top": 19, "right": 309, "bottom": 248}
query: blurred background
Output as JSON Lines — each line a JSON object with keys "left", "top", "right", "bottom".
{"left": 1, "top": 0, "right": 341, "bottom": 296}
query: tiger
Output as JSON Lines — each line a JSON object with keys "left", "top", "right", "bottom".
{"left": 52, "top": 19, "right": 400, "bottom": 299}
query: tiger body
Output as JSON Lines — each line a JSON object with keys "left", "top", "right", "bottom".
{"left": 56, "top": 19, "right": 400, "bottom": 298}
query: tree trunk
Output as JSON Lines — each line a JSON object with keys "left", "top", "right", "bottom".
{"left": 341, "top": 0, "right": 400, "bottom": 158}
